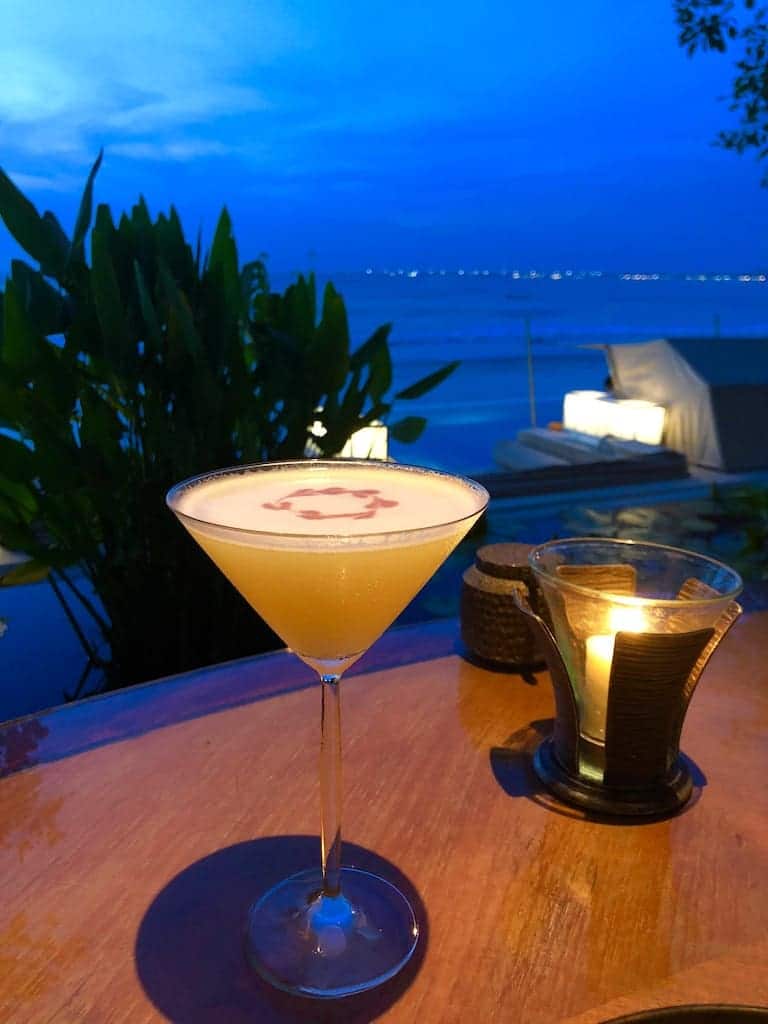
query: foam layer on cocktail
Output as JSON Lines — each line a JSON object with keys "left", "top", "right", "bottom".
{"left": 175, "top": 462, "right": 483, "bottom": 541}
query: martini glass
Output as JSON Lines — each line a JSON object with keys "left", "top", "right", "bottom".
{"left": 167, "top": 459, "right": 488, "bottom": 999}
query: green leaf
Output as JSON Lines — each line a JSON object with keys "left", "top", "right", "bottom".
{"left": 11, "top": 260, "right": 68, "bottom": 336}
{"left": 0, "top": 558, "right": 50, "bottom": 587}
{"left": 0, "top": 474, "right": 37, "bottom": 518}
{"left": 350, "top": 324, "right": 392, "bottom": 400}
{"left": 395, "top": 360, "right": 459, "bottom": 401}
{"left": 156, "top": 207, "right": 195, "bottom": 292}
{"left": 0, "top": 435, "right": 35, "bottom": 481}
{"left": 91, "top": 205, "right": 133, "bottom": 370}
{"left": 2, "top": 279, "right": 44, "bottom": 375}
{"left": 0, "top": 513, "right": 41, "bottom": 561}
{"left": 133, "top": 261, "right": 163, "bottom": 352}
{"left": 209, "top": 207, "right": 238, "bottom": 277}
{"left": 206, "top": 207, "right": 243, "bottom": 340}
{"left": 41, "top": 213, "right": 73, "bottom": 278}
{"left": 159, "top": 260, "right": 202, "bottom": 359}
{"left": 350, "top": 323, "right": 392, "bottom": 369}
{"left": 389, "top": 416, "right": 427, "bottom": 443}
{"left": 123, "top": 196, "right": 155, "bottom": 270}
{"left": 367, "top": 341, "right": 392, "bottom": 399}
{"left": 70, "top": 149, "right": 103, "bottom": 258}
{"left": 81, "top": 384, "right": 122, "bottom": 445}
{"left": 311, "top": 282, "right": 350, "bottom": 391}
{"left": 278, "top": 275, "right": 316, "bottom": 345}
{"left": 0, "top": 376, "right": 25, "bottom": 426}
{"left": 0, "top": 168, "right": 70, "bottom": 276}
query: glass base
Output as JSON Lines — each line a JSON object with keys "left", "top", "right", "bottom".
{"left": 245, "top": 866, "right": 419, "bottom": 999}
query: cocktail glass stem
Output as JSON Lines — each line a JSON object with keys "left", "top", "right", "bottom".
{"left": 320, "top": 673, "right": 343, "bottom": 897}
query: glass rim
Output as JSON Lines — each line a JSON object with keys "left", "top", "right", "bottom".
{"left": 166, "top": 458, "right": 489, "bottom": 540}
{"left": 528, "top": 536, "right": 743, "bottom": 607}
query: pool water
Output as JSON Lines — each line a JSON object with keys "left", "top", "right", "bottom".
{"left": 403, "top": 490, "right": 768, "bottom": 625}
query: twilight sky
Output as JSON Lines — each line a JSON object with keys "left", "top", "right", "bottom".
{"left": 2, "top": 0, "right": 767, "bottom": 272}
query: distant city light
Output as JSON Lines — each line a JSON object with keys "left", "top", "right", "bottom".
{"left": 357, "top": 267, "right": 768, "bottom": 281}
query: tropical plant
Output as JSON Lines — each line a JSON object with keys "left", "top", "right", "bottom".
{"left": 0, "top": 153, "right": 457, "bottom": 699}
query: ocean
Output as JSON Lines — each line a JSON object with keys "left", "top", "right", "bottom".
{"left": 2, "top": 271, "right": 767, "bottom": 721}
{"left": 280, "top": 270, "right": 768, "bottom": 473}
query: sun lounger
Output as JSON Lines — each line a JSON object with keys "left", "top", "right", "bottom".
{"left": 483, "top": 428, "right": 688, "bottom": 498}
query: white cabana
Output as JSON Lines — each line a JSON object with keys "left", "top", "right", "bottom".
{"left": 603, "top": 337, "right": 768, "bottom": 471}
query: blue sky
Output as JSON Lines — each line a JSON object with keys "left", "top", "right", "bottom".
{"left": 2, "top": 0, "right": 766, "bottom": 271}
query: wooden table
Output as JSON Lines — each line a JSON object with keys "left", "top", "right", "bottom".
{"left": 2, "top": 613, "right": 767, "bottom": 1023}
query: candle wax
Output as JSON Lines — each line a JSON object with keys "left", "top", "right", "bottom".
{"left": 583, "top": 634, "right": 615, "bottom": 740}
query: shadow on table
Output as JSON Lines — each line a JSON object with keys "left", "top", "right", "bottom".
{"left": 457, "top": 643, "right": 544, "bottom": 685}
{"left": 490, "top": 720, "right": 707, "bottom": 825}
{"left": 135, "top": 835, "right": 427, "bottom": 1023}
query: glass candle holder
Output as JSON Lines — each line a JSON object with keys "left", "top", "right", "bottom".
{"left": 513, "top": 539, "right": 742, "bottom": 817}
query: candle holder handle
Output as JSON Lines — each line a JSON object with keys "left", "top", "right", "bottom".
{"left": 510, "top": 586, "right": 580, "bottom": 776}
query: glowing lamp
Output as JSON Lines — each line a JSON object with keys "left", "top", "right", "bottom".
{"left": 340, "top": 421, "right": 389, "bottom": 460}
{"left": 563, "top": 390, "right": 610, "bottom": 437}
{"left": 562, "top": 391, "right": 666, "bottom": 446}
{"left": 604, "top": 398, "right": 666, "bottom": 446}
{"left": 308, "top": 418, "right": 389, "bottom": 460}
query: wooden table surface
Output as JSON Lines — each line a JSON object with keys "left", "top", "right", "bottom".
{"left": 2, "top": 612, "right": 767, "bottom": 1023}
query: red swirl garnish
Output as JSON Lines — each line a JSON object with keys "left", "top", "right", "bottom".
{"left": 262, "top": 486, "right": 398, "bottom": 521}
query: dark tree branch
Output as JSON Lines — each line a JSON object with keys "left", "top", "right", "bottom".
{"left": 675, "top": 0, "right": 768, "bottom": 183}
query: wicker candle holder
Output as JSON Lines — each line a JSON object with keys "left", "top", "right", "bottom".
{"left": 460, "top": 543, "right": 545, "bottom": 669}
{"left": 515, "top": 538, "right": 742, "bottom": 818}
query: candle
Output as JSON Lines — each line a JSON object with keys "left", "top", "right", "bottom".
{"left": 582, "top": 606, "right": 647, "bottom": 741}
{"left": 583, "top": 634, "right": 614, "bottom": 739}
